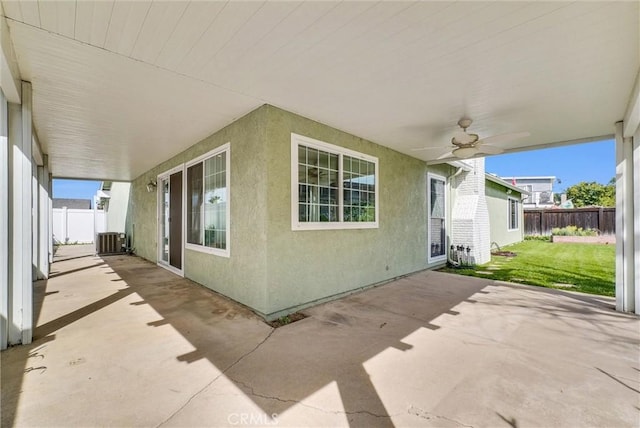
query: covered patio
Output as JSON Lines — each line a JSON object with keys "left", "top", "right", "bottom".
{"left": 0, "top": 2, "right": 638, "bottom": 347}
{"left": 2, "top": 245, "right": 638, "bottom": 426}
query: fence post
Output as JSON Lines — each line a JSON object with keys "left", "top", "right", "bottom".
{"left": 598, "top": 207, "right": 604, "bottom": 232}
{"left": 62, "top": 206, "right": 68, "bottom": 244}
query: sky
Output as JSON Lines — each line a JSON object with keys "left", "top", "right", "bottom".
{"left": 485, "top": 139, "right": 615, "bottom": 193}
{"left": 52, "top": 179, "right": 101, "bottom": 201}
{"left": 52, "top": 138, "right": 615, "bottom": 200}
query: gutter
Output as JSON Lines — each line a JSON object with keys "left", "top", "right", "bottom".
{"left": 485, "top": 173, "right": 529, "bottom": 195}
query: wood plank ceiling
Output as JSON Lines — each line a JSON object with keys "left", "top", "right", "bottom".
{"left": 1, "top": 1, "right": 638, "bottom": 180}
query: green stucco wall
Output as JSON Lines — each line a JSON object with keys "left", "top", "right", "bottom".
{"left": 485, "top": 180, "right": 524, "bottom": 248}
{"left": 128, "top": 104, "right": 453, "bottom": 319}
{"left": 129, "top": 107, "right": 270, "bottom": 314}
{"left": 262, "top": 105, "right": 451, "bottom": 317}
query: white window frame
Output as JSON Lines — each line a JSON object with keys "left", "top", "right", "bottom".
{"left": 184, "top": 143, "right": 231, "bottom": 257}
{"left": 508, "top": 196, "right": 519, "bottom": 231}
{"left": 291, "top": 133, "right": 379, "bottom": 231}
{"left": 156, "top": 164, "right": 185, "bottom": 277}
{"left": 427, "top": 172, "right": 447, "bottom": 264}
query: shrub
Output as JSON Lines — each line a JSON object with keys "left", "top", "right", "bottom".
{"left": 551, "top": 226, "right": 599, "bottom": 236}
{"left": 524, "top": 235, "right": 551, "bottom": 241}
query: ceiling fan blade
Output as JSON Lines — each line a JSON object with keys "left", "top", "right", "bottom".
{"left": 476, "top": 144, "right": 504, "bottom": 155}
{"left": 479, "top": 131, "right": 530, "bottom": 146}
{"left": 411, "top": 146, "right": 451, "bottom": 152}
{"left": 436, "top": 151, "right": 455, "bottom": 160}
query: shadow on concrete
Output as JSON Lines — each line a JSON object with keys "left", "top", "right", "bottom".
{"left": 49, "top": 261, "right": 106, "bottom": 278}
{"left": 2, "top": 250, "right": 493, "bottom": 427}
{"left": 4, "top": 250, "right": 634, "bottom": 426}
{"left": 100, "top": 256, "right": 489, "bottom": 426}
{"left": 33, "top": 287, "right": 136, "bottom": 340}
{"left": 496, "top": 412, "right": 519, "bottom": 428}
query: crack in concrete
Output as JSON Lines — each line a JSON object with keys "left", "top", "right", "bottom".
{"left": 228, "top": 377, "right": 398, "bottom": 420}
{"left": 155, "top": 328, "right": 276, "bottom": 427}
{"left": 408, "top": 405, "right": 474, "bottom": 427}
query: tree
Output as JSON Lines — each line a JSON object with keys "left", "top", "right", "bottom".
{"left": 565, "top": 180, "right": 615, "bottom": 207}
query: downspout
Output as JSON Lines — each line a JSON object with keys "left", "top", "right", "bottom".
{"left": 446, "top": 165, "right": 465, "bottom": 267}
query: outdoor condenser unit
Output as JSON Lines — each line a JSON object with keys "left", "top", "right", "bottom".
{"left": 96, "top": 232, "right": 126, "bottom": 255}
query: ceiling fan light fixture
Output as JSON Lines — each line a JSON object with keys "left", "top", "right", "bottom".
{"left": 457, "top": 118, "right": 473, "bottom": 130}
{"left": 452, "top": 133, "right": 479, "bottom": 145}
{"left": 452, "top": 146, "right": 478, "bottom": 159}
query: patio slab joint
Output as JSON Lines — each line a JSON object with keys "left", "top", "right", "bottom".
{"left": 408, "top": 405, "right": 474, "bottom": 427}
{"left": 156, "top": 328, "right": 276, "bottom": 427}
{"left": 228, "top": 377, "right": 399, "bottom": 420}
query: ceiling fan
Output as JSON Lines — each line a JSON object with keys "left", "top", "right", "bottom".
{"left": 413, "top": 118, "right": 530, "bottom": 159}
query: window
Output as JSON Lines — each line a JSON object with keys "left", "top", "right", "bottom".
{"left": 521, "top": 185, "right": 532, "bottom": 202}
{"left": 291, "top": 133, "right": 378, "bottom": 230}
{"left": 185, "top": 144, "right": 230, "bottom": 256}
{"left": 508, "top": 197, "right": 519, "bottom": 230}
{"left": 427, "top": 173, "right": 446, "bottom": 263}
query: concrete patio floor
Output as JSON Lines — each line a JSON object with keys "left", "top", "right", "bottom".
{"left": 2, "top": 245, "right": 639, "bottom": 427}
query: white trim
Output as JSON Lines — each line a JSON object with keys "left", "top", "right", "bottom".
{"left": 291, "top": 133, "right": 379, "bottom": 231}
{"left": 184, "top": 143, "right": 230, "bottom": 258}
{"left": 614, "top": 122, "right": 635, "bottom": 313}
{"left": 427, "top": 172, "right": 447, "bottom": 264}
{"left": 446, "top": 160, "right": 473, "bottom": 172}
{"left": 184, "top": 143, "right": 230, "bottom": 168}
{"left": 633, "top": 128, "right": 640, "bottom": 315}
{"left": 485, "top": 173, "right": 529, "bottom": 195}
{"left": 623, "top": 68, "right": 639, "bottom": 138}
{"left": 507, "top": 196, "right": 519, "bottom": 231}
{"left": 0, "top": 15, "right": 22, "bottom": 104}
{"left": 156, "top": 164, "right": 185, "bottom": 277}
{"left": 0, "top": 91, "right": 8, "bottom": 349}
{"left": 500, "top": 176, "right": 556, "bottom": 181}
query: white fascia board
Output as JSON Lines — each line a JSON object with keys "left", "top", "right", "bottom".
{"left": 485, "top": 173, "right": 529, "bottom": 195}
{"left": 623, "top": 68, "right": 640, "bottom": 138}
{"left": 500, "top": 176, "right": 556, "bottom": 181}
{"left": 32, "top": 132, "right": 43, "bottom": 166}
{"left": 0, "top": 15, "right": 20, "bottom": 103}
{"left": 446, "top": 160, "right": 473, "bottom": 172}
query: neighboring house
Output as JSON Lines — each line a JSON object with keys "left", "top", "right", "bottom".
{"left": 52, "top": 198, "right": 91, "bottom": 209}
{"left": 96, "top": 181, "right": 131, "bottom": 234}
{"left": 485, "top": 175, "right": 526, "bottom": 248}
{"left": 112, "top": 104, "right": 523, "bottom": 320}
{"left": 500, "top": 176, "right": 556, "bottom": 209}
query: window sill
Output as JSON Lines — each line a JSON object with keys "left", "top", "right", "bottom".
{"left": 428, "top": 255, "right": 447, "bottom": 264}
{"left": 185, "top": 243, "right": 230, "bottom": 258}
{"left": 292, "top": 221, "right": 379, "bottom": 231}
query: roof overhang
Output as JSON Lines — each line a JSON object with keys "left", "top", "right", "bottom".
{"left": 485, "top": 174, "right": 529, "bottom": 195}
{"left": 0, "top": 1, "right": 637, "bottom": 180}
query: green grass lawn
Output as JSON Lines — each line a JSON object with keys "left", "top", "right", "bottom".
{"left": 439, "top": 240, "right": 615, "bottom": 296}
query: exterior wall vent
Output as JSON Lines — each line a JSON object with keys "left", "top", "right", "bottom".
{"left": 96, "top": 232, "right": 125, "bottom": 255}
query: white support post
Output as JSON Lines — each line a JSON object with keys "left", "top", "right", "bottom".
{"left": 623, "top": 134, "right": 635, "bottom": 313}
{"left": 614, "top": 121, "right": 635, "bottom": 313}
{"left": 8, "top": 82, "right": 33, "bottom": 345}
{"left": 38, "top": 156, "right": 50, "bottom": 278}
{"left": 634, "top": 130, "right": 640, "bottom": 315}
{"left": 0, "top": 91, "right": 8, "bottom": 350}
{"left": 48, "top": 172, "right": 53, "bottom": 264}
{"left": 32, "top": 161, "right": 38, "bottom": 278}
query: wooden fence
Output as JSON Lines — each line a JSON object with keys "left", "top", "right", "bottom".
{"left": 524, "top": 207, "right": 615, "bottom": 236}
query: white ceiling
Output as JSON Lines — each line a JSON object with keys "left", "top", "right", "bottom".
{"left": 1, "top": 1, "right": 638, "bottom": 181}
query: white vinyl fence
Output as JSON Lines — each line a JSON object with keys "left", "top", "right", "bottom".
{"left": 52, "top": 208, "right": 106, "bottom": 244}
